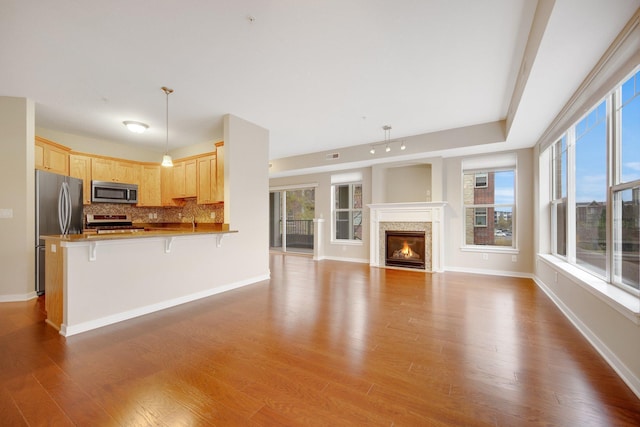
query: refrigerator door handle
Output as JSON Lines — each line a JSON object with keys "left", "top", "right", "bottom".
{"left": 58, "top": 181, "right": 71, "bottom": 235}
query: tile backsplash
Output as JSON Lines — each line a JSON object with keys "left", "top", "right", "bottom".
{"left": 84, "top": 199, "right": 224, "bottom": 224}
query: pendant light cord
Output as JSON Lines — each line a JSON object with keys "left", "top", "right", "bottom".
{"left": 162, "top": 86, "right": 173, "bottom": 155}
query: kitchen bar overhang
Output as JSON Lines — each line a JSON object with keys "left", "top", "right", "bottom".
{"left": 41, "top": 226, "right": 244, "bottom": 337}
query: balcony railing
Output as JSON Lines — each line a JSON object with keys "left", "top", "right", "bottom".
{"left": 284, "top": 219, "right": 314, "bottom": 248}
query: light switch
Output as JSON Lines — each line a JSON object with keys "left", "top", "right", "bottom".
{"left": 0, "top": 208, "right": 13, "bottom": 219}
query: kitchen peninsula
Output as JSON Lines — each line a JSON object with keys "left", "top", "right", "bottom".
{"left": 43, "top": 227, "right": 238, "bottom": 336}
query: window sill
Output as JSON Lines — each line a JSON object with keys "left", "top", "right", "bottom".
{"left": 330, "top": 240, "right": 363, "bottom": 246}
{"left": 461, "top": 246, "right": 519, "bottom": 255}
{"left": 538, "top": 254, "right": 640, "bottom": 324}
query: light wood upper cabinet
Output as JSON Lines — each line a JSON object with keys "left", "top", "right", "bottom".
{"left": 69, "top": 154, "right": 92, "bottom": 205}
{"left": 116, "top": 161, "right": 139, "bottom": 185}
{"left": 215, "top": 143, "right": 224, "bottom": 203}
{"left": 35, "top": 137, "right": 70, "bottom": 175}
{"left": 172, "top": 158, "right": 197, "bottom": 198}
{"left": 92, "top": 157, "right": 139, "bottom": 184}
{"left": 197, "top": 154, "right": 216, "bottom": 204}
{"left": 138, "top": 164, "right": 162, "bottom": 207}
{"left": 161, "top": 166, "right": 179, "bottom": 206}
{"left": 91, "top": 157, "right": 116, "bottom": 182}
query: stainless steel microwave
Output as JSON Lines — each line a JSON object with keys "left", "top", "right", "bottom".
{"left": 91, "top": 181, "right": 138, "bottom": 204}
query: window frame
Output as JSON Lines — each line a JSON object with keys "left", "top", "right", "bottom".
{"left": 331, "top": 181, "right": 363, "bottom": 243}
{"left": 546, "top": 66, "right": 640, "bottom": 295}
{"left": 462, "top": 165, "right": 517, "bottom": 252}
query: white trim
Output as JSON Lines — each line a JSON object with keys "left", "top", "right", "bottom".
{"left": 538, "top": 254, "right": 640, "bottom": 322}
{"left": 444, "top": 265, "right": 533, "bottom": 279}
{"left": 269, "top": 183, "right": 318, "bottom": 191}
{"left": 533, "top": 274, "right": 640, "bottom": 400}
{"left": 320, "top": 255, "right": 369, "bottom": 264}
{"left": 368, "top": 202, "right": 446, "bottom": 272}
{"left": 60, "top": 273, "right": 270, "bottom": 337}
{"left": 0, "top": 291, "right": 38, "bottom": 302}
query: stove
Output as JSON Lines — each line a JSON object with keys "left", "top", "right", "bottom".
{"left": 85, "top": 214, "right": 145, "bottom": 234}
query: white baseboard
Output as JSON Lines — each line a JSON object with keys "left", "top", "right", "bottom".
{"left": 444, "top": 265, "right": 534, "bottom": 279}
{"left": 61, "top": 273, "right": 270, "bottom": 337}
{"left": 320, "top": 255, "right": 370, "bottom": 264}
{"left": 0, "top": 291, "right": 38, "bottom": 302}
{"left": 534, "top": 276, "right": 640, "bottom": 400}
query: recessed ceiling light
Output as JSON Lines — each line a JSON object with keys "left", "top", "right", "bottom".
{"left": 123, "top": 121, "right": 148, "bottom": 134}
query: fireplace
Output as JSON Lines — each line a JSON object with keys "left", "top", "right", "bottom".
{"left": 385, "top": 230, "right": 426, "bottom": 269}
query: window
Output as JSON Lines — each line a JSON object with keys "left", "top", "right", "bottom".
{"left": 474, "top": 208, "right": 487, "bottom": 227}
{"left": 474, "top": 173, "right": 488, "bottom": 188}
{"left": 546, "top": 67, "right": 640, "bottom": 292}
{"left": 551, "top": 135, "right": 568, "bottom": 256}
{"left": 332, "top": 182, "right": 362, "bottom": 241}
{"left": 463, "top": 158, "right": 516, "bottom": 248}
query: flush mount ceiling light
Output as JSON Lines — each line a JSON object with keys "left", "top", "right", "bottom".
{"left": 161, "top": 86, "right": 174, "bottom": 167}
{"left": 123, "top": 120, "right": 148, "bottom": 134}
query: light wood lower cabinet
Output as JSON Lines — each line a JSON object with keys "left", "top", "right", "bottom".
{"left": 45, "top": 241, "right": 64, "bottom": 330}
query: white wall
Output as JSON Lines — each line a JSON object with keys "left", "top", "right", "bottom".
{"left": 224, "top": 114, "right": 270, "bottom": 276}
{"left": 442, "top": 148, "right": 535, "bottom": 276}
{"left": 383, "top": 164, "right": 432, "bottom": 203}
{"left": 36, "top": 127, "right": 219, "bottom": 162}
{"left": 35, "top": 127, "right": 162, "bottom": 162}
{"left": 0, "top": 97, "right": 35, "bottom": 300}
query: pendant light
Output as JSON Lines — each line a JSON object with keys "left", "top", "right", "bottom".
{"left": 161, "top": 86, "right": 174, "bottom": 167}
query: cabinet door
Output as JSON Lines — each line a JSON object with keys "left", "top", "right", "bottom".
{"left": 92, "top": 158, "right": 117, "bottom": 182}
{"left": 139, "top": 165, "right": 162, "bottom": 206}
{"left": 172, "top": 161, "right": 186, "bottom": 197}
{"left": 34, "top": 143, "right": 45, "bottom": 170}
{"left": 197, "top": 155, "right": 215, "bottom": 204}
{"left": 184, "top": 159, "right": 197, "bottom": 198}
{"left": 161, "top": 166, "right": 178, "bottom": 206}
{"left": 35, "top": 137, "right": 70, "bottom": 175}
{"left": 47, "top": 146, "right": 69, "bottom": 175}
{"left": 116, "top": 161, "right": 139, "bottom": 185}
{"left": 69, "top": 154, "right": 92, "bottom": 205}
{"left": 215, "top": 144, "right": 224, "bottom": 203}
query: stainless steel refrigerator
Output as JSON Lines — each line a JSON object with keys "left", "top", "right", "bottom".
{"left": 35, "top": 170, "right": 83, "bottom": 295}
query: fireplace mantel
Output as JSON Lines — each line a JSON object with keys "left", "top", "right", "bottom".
{"left": 367, "top": 202, "right": 446, "bottom": 271}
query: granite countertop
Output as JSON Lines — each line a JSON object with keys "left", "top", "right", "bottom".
{"left": 42, "top": 225, "right": 236, "bottom": 243}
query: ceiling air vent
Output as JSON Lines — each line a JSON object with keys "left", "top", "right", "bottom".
{"left": 325, "top": 152, "right": 340, "bottom": 160}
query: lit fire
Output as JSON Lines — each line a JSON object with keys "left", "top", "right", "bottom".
{"left": 400, "top": 241, "right": 414, "bottom": 258}
{"left": 392, "top": 241, "right": 420, "bottom": 259}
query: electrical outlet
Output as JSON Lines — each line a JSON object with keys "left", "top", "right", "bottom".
{"left": 210, "top": 212, "right": 215, "bottom": 218}
{"left": 511, "top": 255, "right": 517, "bottom": 262}
{"left": 153, "top": 213, "right": 157, "bottom": 219}
{"left": 148, "top": 213, "right": 153, "bottom": 219}
{"left": 482, "top": 253, "right": 488, "bottom": 260}
{"left": 0, "top": 208, "right": 13, "bottom": 219}
{"left": 178, "top": 213, "right": 182, "bottom": 219}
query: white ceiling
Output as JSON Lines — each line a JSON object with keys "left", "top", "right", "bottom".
{"left": 1, "top": 0, "right": 638, "bottom": 161}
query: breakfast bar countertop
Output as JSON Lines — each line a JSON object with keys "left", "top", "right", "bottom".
{"left": 42, "top": 223, "right": 236, "bottom": 243}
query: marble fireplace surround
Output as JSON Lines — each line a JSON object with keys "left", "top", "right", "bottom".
{"left": 368, "top": 202, "right": 446, "bottom": 272}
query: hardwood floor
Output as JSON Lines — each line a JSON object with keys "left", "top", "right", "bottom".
{"left": 1, "top": 254, "right": 639, "bottom": 426}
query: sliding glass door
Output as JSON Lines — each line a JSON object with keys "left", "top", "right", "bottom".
{"left": 269, "top": 188, "right": 315, "bottom": 253}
